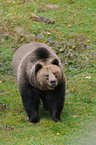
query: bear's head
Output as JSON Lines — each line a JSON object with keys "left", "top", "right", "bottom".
{"left": 34, "top": 59, "right": 63, "bottom": 90}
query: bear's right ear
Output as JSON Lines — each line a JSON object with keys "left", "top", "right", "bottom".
{"left": 35, "top": 63, "right": 43, "bottom": 73}
{"left": 51, "top": 58, "right": 59, "bottom": 66}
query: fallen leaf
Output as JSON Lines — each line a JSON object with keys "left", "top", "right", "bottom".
{"left": 25, "top": 117, "right": 29, "bottom": 121}
{"left": 47, "top": 32, "right": 50, "bottom": 35}
{"left": 68, "top": 24, "right": 71, "bottom": 27}
{"left": 20, "top": 37, "right": 25, "bottom": 42}
{"left": 73, "top": 115, "right": 77, "bottom": 117}
{"left": 85, "top": 76, "right": 91, "bottom": 79}
{"left": 56, "top": 133, "right": 60, "bottom": 135}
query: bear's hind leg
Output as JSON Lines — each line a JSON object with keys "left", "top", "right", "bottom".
{"left": 41, "top": 96, "right": 48, "bottom": 111}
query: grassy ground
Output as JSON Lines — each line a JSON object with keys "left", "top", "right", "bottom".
{"left": 0, "top": 0, "right": 96, "bottom": 144}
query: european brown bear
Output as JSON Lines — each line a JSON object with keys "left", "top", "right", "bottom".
{"left": 12, "top": 42, "right": 66, "bottom": 123}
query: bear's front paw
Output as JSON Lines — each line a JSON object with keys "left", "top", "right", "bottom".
{"left": 52, "top": 116, "right": 61, "bottom": 122}
{"left": 29, "top": 116, "right": 40, "bottom": 123}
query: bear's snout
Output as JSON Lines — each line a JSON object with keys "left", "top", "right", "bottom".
{"left": 50, "top": 80, "right": 56, "bottom": 86}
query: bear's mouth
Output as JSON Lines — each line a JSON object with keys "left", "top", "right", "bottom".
{"left": 48, "top": 85, "right": 56, "bottom": 90}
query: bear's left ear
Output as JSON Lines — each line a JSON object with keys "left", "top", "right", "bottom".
{"left": 35, "top": 63, "right": 43, "bottom": 73}
{"left": 51, "top": 58, "right": 59, "bottom": 66}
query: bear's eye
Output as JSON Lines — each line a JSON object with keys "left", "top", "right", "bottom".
{"left": 53, "top": 73, "right": 57, "bottom": 77}
{"left": 45, "top": 75, "right": 49, "bottom": 80}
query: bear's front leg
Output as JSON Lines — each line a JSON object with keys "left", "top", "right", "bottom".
{"left": 44, "top": 92, "right": 64, "bottom": 122}
{"left": 19, "top": 83, "right": 40, "bottom": 123}
{"left": 45, "top": 82, "right": 65, "bottom": 122}
{"left": 49, "top": 99, "right": 64, "bottom": 122}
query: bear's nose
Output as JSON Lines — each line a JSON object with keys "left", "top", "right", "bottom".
{"left": 50, "top": 80, "right": 56, "bottom": 86}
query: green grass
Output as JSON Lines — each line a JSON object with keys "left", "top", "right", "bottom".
{"left": 0, "top": 0, "right": 96, "bottom": 144}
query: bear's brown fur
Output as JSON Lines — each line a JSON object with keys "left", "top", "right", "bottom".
{"left": 12, "top": 42, "right": 66, "bottom": 123}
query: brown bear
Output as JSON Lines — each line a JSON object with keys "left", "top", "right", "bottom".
{"left": 12, "top": 42, "right": 66, "bottom": 123}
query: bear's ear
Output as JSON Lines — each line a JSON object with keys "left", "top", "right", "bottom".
{"left": 35, "top": 63, "right": 43, "bottom": 73}
{"left": 51, "top": 58, "right": 59, "bottom": 66}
